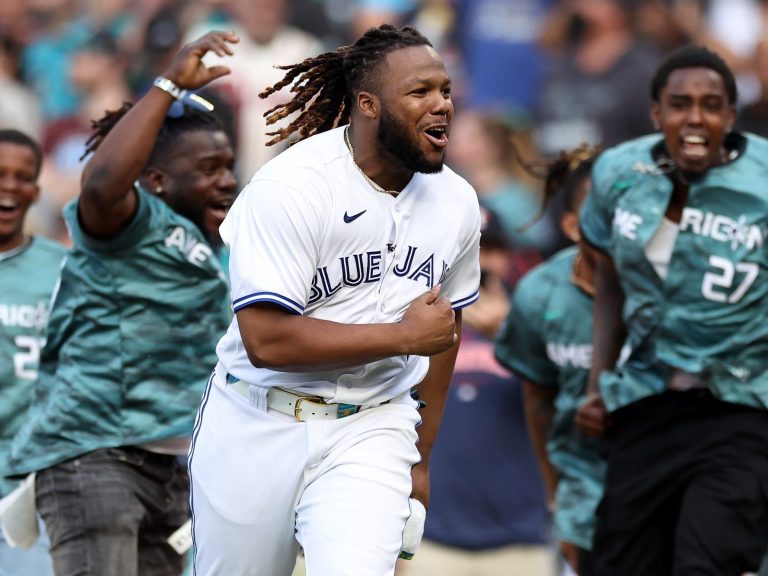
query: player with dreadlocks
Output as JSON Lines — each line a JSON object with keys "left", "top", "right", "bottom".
{"left": 7, "top": 32, "right": 237, "bottom": 576}
{"left": 189, "top": 24, "right": 481, "bottom": 576}
{"left": 495, "top": 145, "right": 605, "bottom": 575}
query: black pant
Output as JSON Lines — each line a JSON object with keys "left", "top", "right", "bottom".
{"left": 37, "top": 447, "right": 189, "bottom": 576}
{"left": 593, "top": 390, "right": 768, "bottom": 576}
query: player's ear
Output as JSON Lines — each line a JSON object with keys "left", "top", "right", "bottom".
{"left": 357, "top": 91, "right": 379, "bottom": 119}
{"left": 560, "top": 212, "right": 581, "bottom": 243}
{"left": 141, "top": 168, "right": 167, "bottom": 196}
{"left": 650, "top": 102, "right": 661, "bottom": 131}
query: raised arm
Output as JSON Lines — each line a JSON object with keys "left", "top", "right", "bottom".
{"left": 235, "top": 285, "right": 457, "bottom": 372}
{"left": 575, "top": 244, "right": 626, "bottom": 437}
{"left": 78, "top": 31, "right": 238, "bottom": 238}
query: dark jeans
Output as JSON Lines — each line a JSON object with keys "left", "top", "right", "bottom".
{"left": 36, "top": 447, "right": 189, "bottom": 576}
{"left": 593, "top": 391, "right": 768, "bottom": 576}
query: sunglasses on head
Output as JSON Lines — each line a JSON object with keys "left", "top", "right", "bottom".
{"left": 167, "top": 91, "right": 214, "bottom": 118}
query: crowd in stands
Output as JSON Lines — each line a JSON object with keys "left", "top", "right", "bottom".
{"left": 4, "top": 0, "right": 768, "bottom": 263}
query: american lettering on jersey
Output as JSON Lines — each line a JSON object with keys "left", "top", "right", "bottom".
{"left": 679, "top": 208, "right": 767, "bottom": 251}
{"left": 613, "top": 207, "right": 642, "bottom": 240}
{"left": 0, "top": 301, "right": 49, "bottom": 330}
{"left": 164, "top": 225, "right": 213, "bottom": 264}
{"left": 545, "top": 342, "right": 593, "bottom": 370}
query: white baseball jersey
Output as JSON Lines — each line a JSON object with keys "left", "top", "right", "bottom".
{"left": 216, "top": 126, "right": 481, "bottom": 405}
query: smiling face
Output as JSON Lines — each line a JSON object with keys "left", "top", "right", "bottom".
{"left": 149, "top": 130, "right": 237, "bottom": 245}
{"left": 651, "top": 67, "right": 735, "bottom": 175}
{"left": 0, "top": 141, "right": 40, "bottom": 252}
{"left": 374, "top": 45, "right": 453, "bottom": 174}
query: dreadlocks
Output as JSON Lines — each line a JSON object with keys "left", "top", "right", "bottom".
{"left": 542, "top": 144, "right": 601, "bottom": 213}
{"left": 260, "top": 24, "right": 432, "bottom": 145}
{"left": 81, "top": 102, "right": 223, "bottom": 166}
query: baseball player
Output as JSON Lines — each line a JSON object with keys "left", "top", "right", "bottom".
{"left": 494, "top": 146, "right": 605, "bottom": 575}
{"left": 7, "top": 33, "right": 237, "bottom": 576}
{"left": 189, "top": 24, "right": 481, "bottom": 576}
{"left": 0, "top": 130, "right": 61, "bottom": 576}
{"left": 576, "top": 45, "right": 768, "bottom": 574}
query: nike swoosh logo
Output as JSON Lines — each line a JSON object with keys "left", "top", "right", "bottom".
{"left": 543, "top": 310, "right": 564, "bottom": 321}
{"left": 343, "top": 210, "right": 367, "bottom": 223}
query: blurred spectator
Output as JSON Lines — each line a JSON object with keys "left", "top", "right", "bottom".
{"left": 739, "top": 36, "right": 768, "bottom": 136}
{"left": 31, "top": 30, "right": 132, "bottom": 246}
{"left": 535, "top": 0, "right": 660, "bottom": 155}
{"left": 632, "top": 0, "right": 690, "bottom": 53}
{"left": 454, "top": 0, "right": 553, "bottom": 118}
{"left": 397, "top": 207, "right": 554, "bottom": 576}
{"left": 669, "top": 0, "right": 765, "bottom": 104}
{"left": 0, "top": 34, "right": 42, "bottom": 140}
{"left": 21, "top": 0, "right": 91, "bottom": 121}
{"left": 0, "top": 0, "right": 34, "bottom": 46}
{"left": 186, "top": 0, "right": 324, "bottom": 180}
{"left": 351, "top": 0, "right": 417, "bottom": 38}
{"left": 127, "top": 3, "right": 186, "bottom": 94}
{"left": 447, "top": 110, "right": 558, "bottom": 255}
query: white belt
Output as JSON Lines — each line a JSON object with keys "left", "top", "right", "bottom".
{"left": 226, "top": 375, "right": 402, "bottom": 422}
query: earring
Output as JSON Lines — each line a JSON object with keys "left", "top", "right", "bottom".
{"left": 155, "top": 186, "right": 164, "bottom": 195}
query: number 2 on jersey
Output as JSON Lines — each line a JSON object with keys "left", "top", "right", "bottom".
{"left": 14, "top": 335, "right": 43, "bottom": 380}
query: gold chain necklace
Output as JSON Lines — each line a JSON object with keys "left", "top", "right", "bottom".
{"left": 344, "top": 126, "right": 399, "bottom": 196}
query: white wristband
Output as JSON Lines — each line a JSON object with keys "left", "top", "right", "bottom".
{"left": 153, "top": 76, "right": 184, "bottom": 99}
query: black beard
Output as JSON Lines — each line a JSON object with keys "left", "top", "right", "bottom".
{"left": 377, "top": 106, "right": 444, "bottom": 174}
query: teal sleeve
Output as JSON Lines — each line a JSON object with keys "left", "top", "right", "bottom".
{"left": 64, "top": 188, "right": 153, "bottom": 253}
{"left": 579, "top": 153, "right": 619, "bottom": 253}
{"left": 494, "top": 277, "right": 559, "bottom": 387}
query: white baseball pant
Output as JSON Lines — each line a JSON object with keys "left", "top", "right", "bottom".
{"left": 189, "top": 373, "right": 421, "bottom": 576}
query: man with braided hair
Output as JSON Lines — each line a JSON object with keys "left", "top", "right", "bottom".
{"left": 7, "top": 32, "right": 238, "bottom": 576}
{"left": 188, "top": 23, "right": 481, "bottom": 576}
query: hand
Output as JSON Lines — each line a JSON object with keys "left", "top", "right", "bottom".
{"left": 161, "top": 31, "right": 239, "bottom": 90}
{"left": 575, "top": 392, "right": 611, "bottom": 438}
{"left": 400, "top": 285, "right": 456, "bottom": 356}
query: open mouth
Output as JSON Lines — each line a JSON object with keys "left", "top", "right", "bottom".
{"left": 206, "top": 199, "right": 232, "bottom": 222}
{"left": 680, "top": 134, "right": 708, "bottom": 159}
{"left": 0, "top": 197, "right": 21, "bottom": 219}
{"left": 424, "top": 125, "right": 449, "bottom": 148}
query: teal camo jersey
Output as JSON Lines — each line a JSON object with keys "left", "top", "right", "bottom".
{"left": 8, "top": 188, "right": 230, "bottom": 475}
{"left": 494, "top": 246, "right": 605, "bottom": 550}
{"left": 580, "top": 132, "right": 768, "bottom": 412}
{"left": 0, "top": 236, "right": 66, "bottom": 495}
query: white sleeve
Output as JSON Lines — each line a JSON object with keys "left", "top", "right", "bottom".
{"left": 221, "top": 178, "right": 326, "bottom": 314}
{"left": 441, "top": 208, "right": 481, "bottom": 310}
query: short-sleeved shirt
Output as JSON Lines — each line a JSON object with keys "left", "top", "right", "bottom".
{"left": 9, "top": 189, "right": 230, "bottom": 475}
{"left": 216, "top": 126, "right": 482, "bottom": 405}
{"left": 0, "top": 237, "right": 66, "bottom": 495}
{"left": 495, "top": 247, "right": 604, "bottom": 549}
{"left": 580, "top": 132, "right": 768, "bottom": 412}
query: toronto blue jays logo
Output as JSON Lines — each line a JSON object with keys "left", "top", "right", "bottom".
{"left": 308, "top": 245, "right": 449, "bottom": 304}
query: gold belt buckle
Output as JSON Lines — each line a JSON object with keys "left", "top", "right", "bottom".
{"left": 294, "top": 396, "right": 325, "bottom": 421}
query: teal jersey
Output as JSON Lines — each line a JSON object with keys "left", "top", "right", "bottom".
{"left": 0, "top": 237, "right": 66, "bottom": 495}
{"left": 494, "top": 247, "right": 604, "bottom": 549}
{"left": 9, "top": 189, "right": 230, "bottom": 475}
{"left": 580, "top": 132, "right": 768, "bottom": 412}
